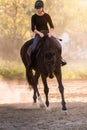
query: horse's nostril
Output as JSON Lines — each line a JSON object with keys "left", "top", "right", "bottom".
{"left": 48, "top": 73, "right": 54, "bottom": 79}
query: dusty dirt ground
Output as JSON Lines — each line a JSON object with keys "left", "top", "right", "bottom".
{"left": 0, "top": 79, "right": 87, "bottom": 130}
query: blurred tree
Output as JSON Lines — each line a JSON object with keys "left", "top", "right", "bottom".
{"left": 0, "top": 0, "right": 87, "bottom": 60}
{"left": 0, "top": 0, "right": 35, "bottom": 60}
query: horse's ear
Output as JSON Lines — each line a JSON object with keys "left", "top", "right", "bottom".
{"left": 43, "top": 35, "right": 49, "bottom": 41}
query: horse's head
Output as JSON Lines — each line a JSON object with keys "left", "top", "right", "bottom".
{"left": 44, "top": 49, "right": 57, "bottom": 78}
{"left": 36, "top": 35, "right": 61, "bottom": 78}
{"left": 42, "top": 37, "right": 61, "bottom": 78}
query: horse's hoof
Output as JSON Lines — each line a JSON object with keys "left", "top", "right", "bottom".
{"left": 62, "top": 107, "right": 67, "bottom": 111}
{"left": 61, "top": 110, "right": 68, "bottom": 116}
{"left": 38, "top": 95, "right": 45, "bottom": 108}
{"left": 33, "top": 100, "right": 37, "bottom": 103}
{"left": 39, "top": 103, "right": 45, "bottom": 108}
{"left": 46, "top": 106, "right": 51, "bottom": 111}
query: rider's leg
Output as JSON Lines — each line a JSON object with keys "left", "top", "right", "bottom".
{"left": 51, "top": 36, "right": 67, "bottom": 66}
{"left": 32, "top": 34, "right": 41, "bottom": 53}
{"left": 51, "top": 36, "right": 62, "bottom": 49}
{"left": 27, "top": 34, "right": 41, "bottom": 68}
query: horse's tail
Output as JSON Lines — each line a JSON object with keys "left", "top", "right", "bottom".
{"left": 20, "top": 43, "right": 34, "bottom": 88}
{"left": 26, "top": 68, "right": 34, "bottom": 88}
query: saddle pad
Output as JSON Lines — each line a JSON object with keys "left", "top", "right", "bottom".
{"left": 27, "top": 44, "right": 32, "bottom": 56}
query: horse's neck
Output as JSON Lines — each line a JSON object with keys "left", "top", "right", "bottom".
{"left": 43, "top": 39, "right": 50, "bottom": 49}
{"left": 40, "top": 38, "right": 55, "bottom": 52}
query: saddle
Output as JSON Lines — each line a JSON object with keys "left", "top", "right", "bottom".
{"left": 26, "top": 38, "right": 44, "bottom": 68}
{"left": 27, "top": 31, "right": 49, "bottom": 57}
{"left": 27, "top": 43, "right": 33, "bottom": 56}
{"left": 27, "top": 37, "right": 45, "bottom": 57}
{"left": 27, "top": 39, "right": 34, "bottom": 57}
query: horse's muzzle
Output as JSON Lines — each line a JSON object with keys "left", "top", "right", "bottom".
{"left": 48, "top": 73, "right": 54, "bottom": 79}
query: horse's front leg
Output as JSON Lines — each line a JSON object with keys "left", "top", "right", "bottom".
{"left": 55, "top": 71, "right": 67, "bottom": 110}
{"left": 41, "top": 75, "right": 49, "bottom": 107}
{"left": 33, "top": 89, "right": 37, "bottom": 103}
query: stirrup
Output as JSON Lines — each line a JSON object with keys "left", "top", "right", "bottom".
{"left": 61, "top": 59, "right": 67, "bottom": 66}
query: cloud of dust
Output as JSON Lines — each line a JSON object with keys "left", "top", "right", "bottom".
{"left": 0, "top": 80, "right": 33, "bottom": 104}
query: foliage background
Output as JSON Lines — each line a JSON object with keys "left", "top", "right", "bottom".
{"left": 0, "top": 0, "right": 87, "bottom": 79}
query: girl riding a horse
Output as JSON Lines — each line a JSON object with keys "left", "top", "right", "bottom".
{"left": 28, "top": 0, "right": 67, "bottom": 68}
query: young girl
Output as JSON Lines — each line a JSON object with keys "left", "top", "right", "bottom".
{"left": 28, "top": 0, "right": 66, "bottom": 68}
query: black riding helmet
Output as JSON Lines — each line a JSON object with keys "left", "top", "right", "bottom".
{"left": 35, "top": 0, "right": 44, "bottom": 9}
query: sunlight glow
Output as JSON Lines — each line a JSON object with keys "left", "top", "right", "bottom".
{"left": 79, "top": 0, "right": 87, "bottom": 7}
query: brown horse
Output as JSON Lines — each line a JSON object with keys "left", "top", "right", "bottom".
{"left": 20, "top": 35, "right": 67, "bottom": 110}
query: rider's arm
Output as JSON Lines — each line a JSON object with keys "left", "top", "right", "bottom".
{"left": 31, "top": 15, "right": 44, "bottom": 38}
{"left": 34, "top": 29, "right": 44, "bottom": 38}
{"left": 47, "top": 14, "right": 54, "bottom": 37}
{"left": 48, "top": 28, "right": 54, "bottom": 37}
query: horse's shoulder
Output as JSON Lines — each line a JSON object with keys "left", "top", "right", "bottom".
{"left": 39, "top": 37, "right": 57, "bottom": 49}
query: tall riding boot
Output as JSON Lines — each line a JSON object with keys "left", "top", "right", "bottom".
{"left": 61, "top": 58, "right": 67, "bottom": 66}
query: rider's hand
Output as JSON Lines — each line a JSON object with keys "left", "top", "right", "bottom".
{"left": 48, "top": 33, "right": 52, "bottom": 38}
{"left": 39, "top": 32, "right": 44, "bottom": 38}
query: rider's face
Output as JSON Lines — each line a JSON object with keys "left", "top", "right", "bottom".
{"left": 36, "top": 7, "right": 43, "bottom": 14}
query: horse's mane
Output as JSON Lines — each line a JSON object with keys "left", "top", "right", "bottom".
{"left": 36, "top": 36, "right": 58, "bottom": 54}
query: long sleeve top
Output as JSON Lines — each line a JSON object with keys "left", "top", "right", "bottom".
{"left": 31, "top": 13, "right": 54, "bottom": 32}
